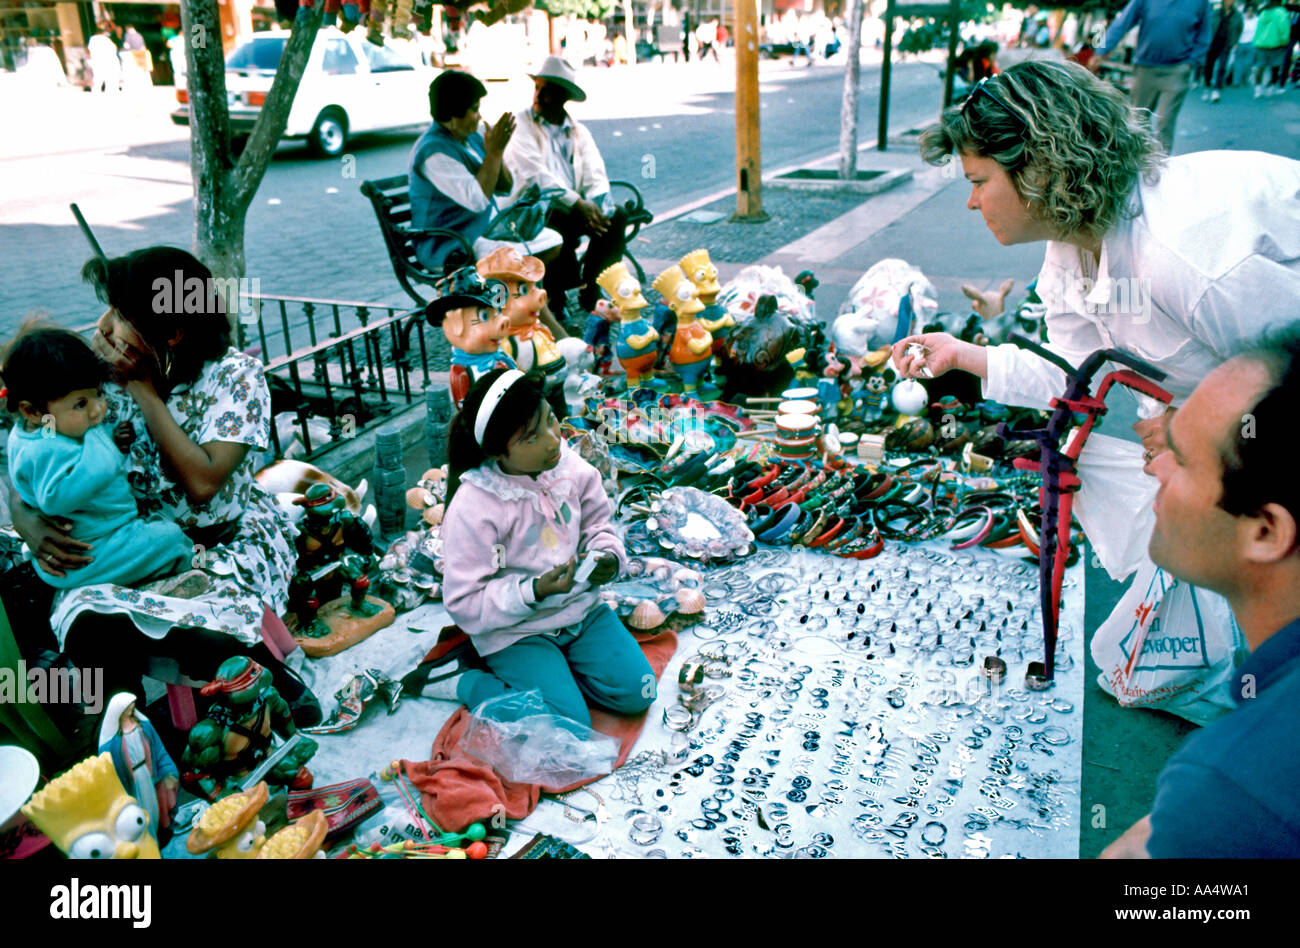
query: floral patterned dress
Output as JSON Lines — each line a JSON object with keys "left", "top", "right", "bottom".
{"left": 49, "top": 349, "right": 299, "bottom": 649}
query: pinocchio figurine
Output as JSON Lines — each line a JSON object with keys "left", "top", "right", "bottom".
{"left": 652, "top": 265, "right": 714, "bottom": 397}
{"left": 597, "top": 261, "right": 659, "bottom": 390}
{"left": 477, "top": 247, "right": 566, "bottom": 399}
{"left": 424, "top": 267, "right": 514, "bottom": 411}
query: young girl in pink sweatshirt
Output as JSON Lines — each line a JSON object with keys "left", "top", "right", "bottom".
{"left": 407, "top": 368, "right": 656, "bottom": 729}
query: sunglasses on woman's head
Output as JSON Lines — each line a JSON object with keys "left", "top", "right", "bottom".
{"left": 962, "top": 76, "right": 1025, "bottom": 129}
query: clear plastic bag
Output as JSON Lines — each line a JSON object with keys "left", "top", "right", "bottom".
{"left": 461, "top": 690, "right": 620, "bottom": 788}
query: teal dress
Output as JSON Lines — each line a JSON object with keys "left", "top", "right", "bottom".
{"left": 7, "top": 424, "right": 192, "bottom": 590}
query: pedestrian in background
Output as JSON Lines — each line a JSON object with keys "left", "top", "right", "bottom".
{"left": 1089, "top": 0, "right": 1212, "bottom": 153}
{"left": 1231, "top": 2, "right": 1260, "bottom": 86}
{"left": 87, "top": 22, "right": 120, "bottom": 93}
{"left": 1203, "top": 0, "right": 1244, "bottom": 100}
{"left": 1253, "top": 0, "right": 1292, "bottom": 94}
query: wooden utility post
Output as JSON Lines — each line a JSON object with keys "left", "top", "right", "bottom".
{"left": 733, "top": 0, "right": 767, "bottom": 220}
{"left": 876, "top": 0, "right": 894, "bottom": 150}
{"left": 941, "top": 0, "right": 960, "bottom": 108}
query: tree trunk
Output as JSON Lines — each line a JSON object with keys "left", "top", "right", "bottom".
{"left": 838, "top": 0, "right": 864, "bottom": 179}
{"left": 622, "top": 0, "right": 635, "bottom": 64}
{"left": 181, "top": 0, "right": 323, "bottom": 303}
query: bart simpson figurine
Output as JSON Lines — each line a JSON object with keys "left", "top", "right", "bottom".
{"left": 424, "top": 266, "right": 515, "bottom": 411}
{"left": 652, "top": 265, "right": 714, "bottom": 396}
{"left": 477, "top": 247, "right": 566, "bottom": 396}
{"left": 679, "top": 249, "right": 733, "bottom": 359}
{"left": 23, "top": 752, "right": 162, "bottom": 859}
{"left": 598, "top": 261, "right": 659, "bottom": 390}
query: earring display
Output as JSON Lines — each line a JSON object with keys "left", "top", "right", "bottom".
{"left": 522, "top": 538, "right": 1084, "bottom": 858}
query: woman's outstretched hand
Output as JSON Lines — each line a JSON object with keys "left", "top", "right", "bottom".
{"left": 890, "top": 332, "right": 972, "bottom": 380}
{"left": 10, "top": 496, "right": 93, "bottom": 578}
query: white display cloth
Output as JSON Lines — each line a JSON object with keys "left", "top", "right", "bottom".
{"left": 175, "top": 539, "right": 1084, "bottom": 859}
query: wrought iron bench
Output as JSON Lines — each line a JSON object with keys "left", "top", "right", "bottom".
{"left": 360, "top": 174, "right": 656, "bottom": 309}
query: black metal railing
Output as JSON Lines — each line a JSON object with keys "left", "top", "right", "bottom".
{"left": 247, "top": 294, "right": 447, "bottom": 460}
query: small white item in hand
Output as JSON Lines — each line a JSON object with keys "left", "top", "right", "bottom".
{"left": 574, "top": 552, "right": 601, "bottom": 585}
{"left": 906, "top": 342, "right": 934, "bottom": 378}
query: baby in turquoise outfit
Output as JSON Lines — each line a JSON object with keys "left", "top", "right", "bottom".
{"left": 3, "top": 325, "right": 192, "bottom": 589}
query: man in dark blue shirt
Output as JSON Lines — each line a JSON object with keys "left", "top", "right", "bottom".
{"left": 1102, "top": 322, "right": 1300, "bottom": 857}
{"left": 1089, "top": 0, "right": 1213, "bottom": 152}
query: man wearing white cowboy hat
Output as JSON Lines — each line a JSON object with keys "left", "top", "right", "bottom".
{"left": 505, "top": 55, "right": 629, "bottom": 314}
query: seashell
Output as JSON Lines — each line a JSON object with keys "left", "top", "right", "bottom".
{"left": 674, "top": 568, "right": 703, "bottom": 587}
{"left": 422, "top": 503, "right": 445, "bottom": 527}
{"left": 406, "top": 487, "right": 433, "bottom": 510}
{"left": 674, "top": 588, "right": 706, "bottom": 614}
{"left": 379, "top": 554, "right": 399, "bottom": 572}
{"left": 421, "top": 468, "right": 445, "bottom": 483}
{"left": 628, "top": 600, "right": 667, "bottom": 630}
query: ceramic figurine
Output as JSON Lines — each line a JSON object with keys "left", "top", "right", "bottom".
{"left": 679, "top": 249, "right": 734, "bottom": 367}
{"left": 477, "top": 247, "right": 566, "bottom": 396}
{"left": 653, "top": 265, "right": 715, "bottom": 397}
{"left": 186, "top": 781, "right": 269, "bottom": 859}
{"left": 294, "top": 483, "right": 374, "bottom": 575}
{"left": 853, "top": 367, "right": 895, "bottom": 425}
{"left": 598, "top": 261, "right": 659, "bottom": 390}
{"left": 98, "top": 693, "right": 179, "bottom": 838}
{"left": 181, "top": 657, "right": 317, "bottom": 800}
{"left": 816, "top": 343, "right": 847, "bottom": 421}
{"left": 424, "top": 266, "right": 515, "bottom": 411}
{"left": 725, "top": 293, "right": 802, "bottom": 376}
{"left": 582, "top": 297, "right": 621, "bottom": 376}
{"left": 22, "top": 752, "right": 162, "bottom": 859}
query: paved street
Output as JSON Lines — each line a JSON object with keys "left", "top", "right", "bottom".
{"left": 0, "top": 55, "right": 947, "bottom": 330}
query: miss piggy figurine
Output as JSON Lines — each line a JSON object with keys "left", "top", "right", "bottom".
{"left": 98, "top": 693, "right": 179, "bottom": 840}
{"left": 597, "top": 261, "right": 659, "bottom": 390}
{"left": 652, "top": 265, "right": 714, "bottom": 397}
{"left": 476, "top": 247, "right": 566, "bottom": 398}
{"left": 424, "top": 266, "right": 515, "bottom": 411}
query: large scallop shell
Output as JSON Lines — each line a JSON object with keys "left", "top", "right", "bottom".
{"left": 422, "top": 503, "right": 445, "bottom": 527}
{"left": 674, "top": 588, "right": 706, "bottom": 615}
{"left": 628, "top": 600, "right": 667, "bottom": 630}
{"left": 406, "top": 487, "right": 433, "bottom": 510}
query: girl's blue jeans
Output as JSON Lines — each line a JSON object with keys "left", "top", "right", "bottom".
{"left": 457, "top": 602, "right": 657, "bottom": 730}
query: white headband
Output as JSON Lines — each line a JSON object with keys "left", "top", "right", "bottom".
{"left": 474, "top": 369, "right": 525, "bottom": 446}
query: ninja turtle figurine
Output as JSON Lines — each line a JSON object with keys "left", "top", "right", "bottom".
{"left": 338, "top": 552, "right": 382, "bottom": 618}
{"left": 181, "top": 657, "right": 317, "bottom": 800}
{"left": 294, "top": 483, "right": 374, "bottom": 575}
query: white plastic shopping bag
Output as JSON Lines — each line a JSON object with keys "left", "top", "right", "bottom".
{"left": 1090, "top": 559, "right": 1248, "bottom": 726}
{"left": 1073, "top": 432, "right": 1158, "bottom": 582}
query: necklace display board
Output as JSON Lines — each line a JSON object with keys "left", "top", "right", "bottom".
{"left": 512, "top": 542, "right": 1085, "bottom": 859}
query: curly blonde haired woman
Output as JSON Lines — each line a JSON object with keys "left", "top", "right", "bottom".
{"left": 894, "top": 61, "right": 1299, "bottom": 476}
{"left": 891, "top": 61, "right": 1300, "bottom": 718}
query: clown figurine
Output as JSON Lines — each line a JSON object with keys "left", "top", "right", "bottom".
{"left": 652, "top": 265, "right": 715, "bottom": 397}
{"left": 598, "top": 261, "right": 659, "bottom": 391}
{"left": 23, "top": 752, "right": 162, "bottom": 859}
{"left": 477, "top": 248, "right": 567, "bottom": 399}
{"left": 99, "top": 693, "right": 179, "bottom": 841}
{"left": 424, "top": 266, "right": 515, "bottom": 411}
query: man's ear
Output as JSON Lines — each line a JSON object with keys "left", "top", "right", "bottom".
{"left": 1244, "top": 502, "right": 1299, "bottom": 564}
